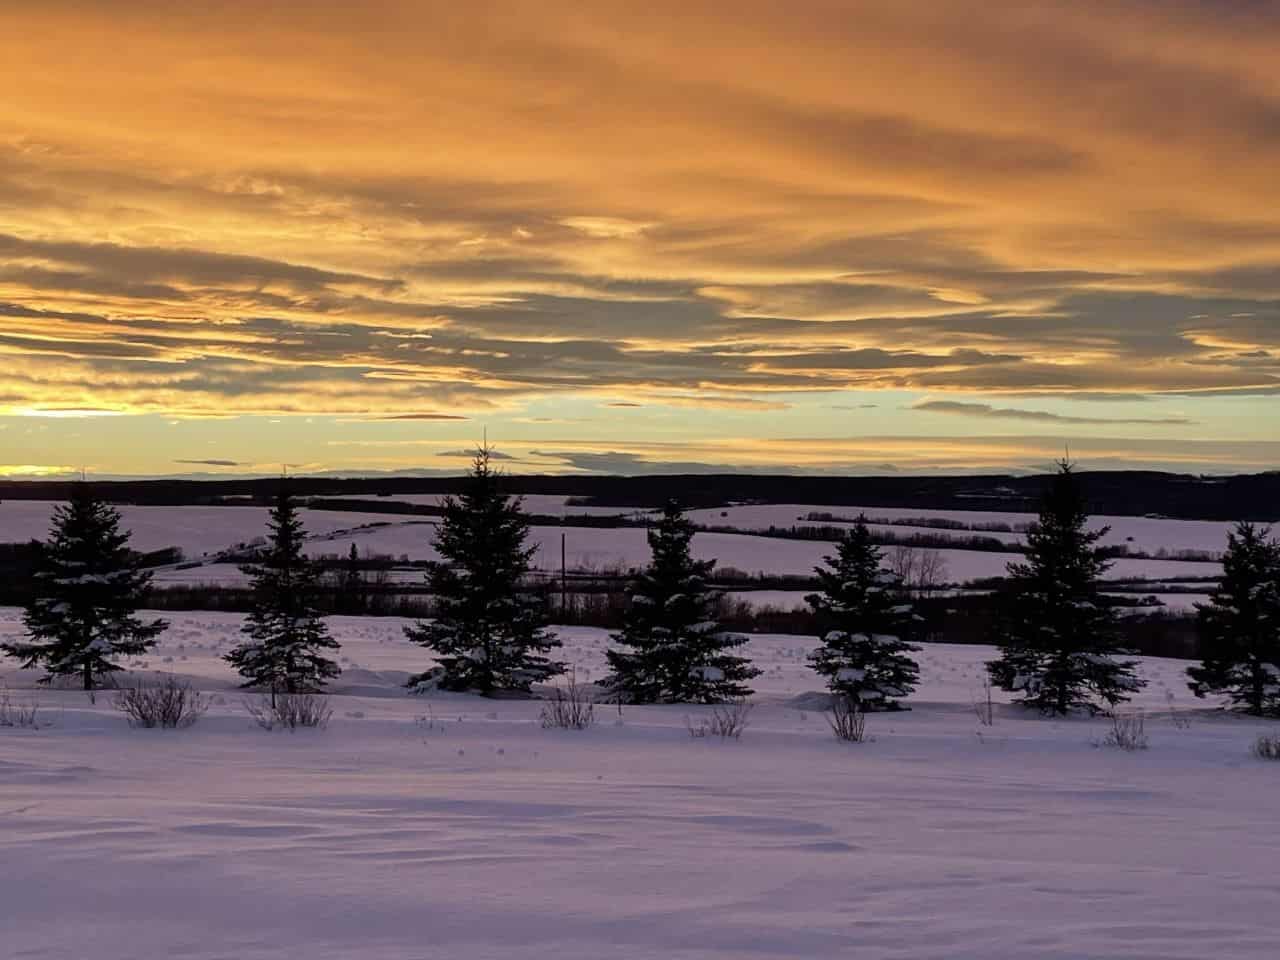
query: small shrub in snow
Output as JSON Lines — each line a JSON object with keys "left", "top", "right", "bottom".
{"left": 687, "top": 700, "right": 752, "bottom": 739}
{"left": 827, "top": 694, "right": 868, "bottom": 743}
{"left": 244, "top": 692, "right": 332, "bottom": 730}
{"left": 1165, "top": 691, "right": 1192, "bottom": 730}
{"left": 1098, "top": 710, "right": 1148, "bottom": 751}
{"left": 973, "top": 679, "right": 995, "bottom": 727}
{"left": 1252, "top": 734, "right": 1280, "bottom": 761}
{"left": 113, "top": 677, "right": 208, "bottom": 729}
{"left": 540, "top": 670, "right": 595, "bottom": 730}
{"left": 0, "top": 685, "right": 41, "bottom": 728}
{"left": 414, "top": 705, "right": 445, "bottom": 737}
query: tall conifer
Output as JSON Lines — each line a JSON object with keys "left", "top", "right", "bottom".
{"left": 226, "top": 488, "right": 340, "bottom": 701}
{"left": 987, "top": 460, "right": 1143, "bottom": 714}
{"left": 604, "top": 500, "right": 759, "bottom": 703}
{"left": 405, "top": 447, "right": 563, "bottom": 694}
{"left": 806, "top": 519, "right": 920, "bottom": 709}
{"left": 1188, "top": 522, "right": 1280, "bottom": 716}
{"left": 4, "top": 485, "right": 166, "bottom": 690}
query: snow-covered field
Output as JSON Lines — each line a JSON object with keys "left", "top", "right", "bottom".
{"left": 686, "top": 504, "right": 1239, "bottom": 557}
{"left": 0, "top": 500, "right": 410, "bottom": 558}
{"left": 3, "top": 608, "right": 1280, "bottom": 960}
{"left": 314, "top": 492, "right": 647, "bottom": 518}
{"left": 295, "top": 522, "right": 1223, "bottom": 584}
{"left": 3, "top": 499, "right": 1233, "bottom": 587}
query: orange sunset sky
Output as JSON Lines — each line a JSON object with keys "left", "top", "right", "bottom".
{"left": 1, "top": 1, "right": 1277, "bottom": 477}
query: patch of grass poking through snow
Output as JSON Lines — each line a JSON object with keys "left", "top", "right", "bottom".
{"left": 0, "top": 684, "right": 42, "bottom": 729}
{"left": 540, "top": 670, "right": 596, "bottom": 730}
{"left": 827, "top": 694, "right": 869, "bottom": 743}
{"left": 1097, "top": 710, "right": 1149, "bottom": 751}
{"left": 113, "top": 677, "right": 209, "bottom": 729}
{"left": 244, "top": 692, "right": 332, "bottom": 731}
{"left": 1165, "top": 690, "right": 1192, "bottom": 731}
{"left": 1251, "top": 734, "right": 1280, "bottom": 761}
{"left": 687, "top": 700, "right": 753, "bottom": 739}
{"left": 973, "top": 679, "right": 996, "bottom": 727}
{"left": 414, "top": 705, "right": 447, "bottom": 740}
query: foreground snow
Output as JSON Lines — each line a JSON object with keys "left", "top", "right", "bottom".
{"left": 3, "top": 609, "right": 1279, "bottom": 959}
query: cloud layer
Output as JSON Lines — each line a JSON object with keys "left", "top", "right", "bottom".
{"left": 1, "top": 2, "right": 1277, "bottom": 471}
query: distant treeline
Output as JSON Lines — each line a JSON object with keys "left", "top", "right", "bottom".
{"left": 805, "top": 511, "right": 1030, "bottom": 533}
{"left": 3, "top": 468, "right": 1277, "bottom": 521}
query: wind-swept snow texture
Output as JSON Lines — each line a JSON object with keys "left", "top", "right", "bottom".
{"left": 3, "top": 607, "right": 1279, "bottom": 960}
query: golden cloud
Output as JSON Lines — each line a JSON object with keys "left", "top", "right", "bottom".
{"left": 0, "top": 1, "right": 1276, "bottom": 466}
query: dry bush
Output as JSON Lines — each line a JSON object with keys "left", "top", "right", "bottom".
{"left": 687, "top": 700, "right": 752, "bottom": 739}
{"left": 113, "top": 677, "right": 208, "bottom": 729}
{"left": 1099, "top": 710, "right": 1148, "bottom": 751}
{"left": 888, "top": 544, "right": 949, "bottom": 598}
{"left": 827, "top": 694, "right": 868, "bottom": 742}
{"left": 244, "top": 692, "right": 332, "bottom": 731}
{"left": 1252, "top": 734, "right": 1280, "bottom": 761}
{"left": 973, "top": 679, "right": 995, "bottom": 727}
{"left": 415, "top": 705, "right": 445, "bottom": 736}
{"left": 1165, "top": 690, "right": 1192, "bottom": 730}
{"left": 0, "top": 685, "right": 41, "bottom": 728}
{"left": 540, "top": 670, "right": 595, "bottom": 730}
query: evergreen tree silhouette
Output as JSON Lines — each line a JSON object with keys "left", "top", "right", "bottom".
{"left": 405, "top": 447, "right": 563, "bottom": 695}
{"left": 226, "top": 487, "right": 340, "bottom": 702}
{"left": 605, "top": 500, "right": 759, "bottom": 703}
{"left": 1188, "top": 522, "right": 1280, "bottom": 716}
{"left": 4, "top": 484, "right": 166, "bottom": 690}
{"left": 806, "top": 519, "right": 921, "bottom": 709}
{"left": 988, "top": 460, "right": 1143, "bottom": 714}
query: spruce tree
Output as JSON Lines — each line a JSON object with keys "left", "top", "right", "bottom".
{"left": 4, "top": 485, "right": 166, "bottom": 690}
{"left": 225, "top": 487, "right": 340, "bottom": 701}
{"left": 404, "top": 447, "right": 563, "bottom": 695}
{"left": 604, "top": 500, "right": 759, "bottom": 703}
{"left": 1187, "top": 522, "right": 1280, "bottom": 716}
{"left": 987, "top": 460, "right": 1143, "bottom": 714}
{"left": 806, "top": 519, "right": 920, "bottom": 709}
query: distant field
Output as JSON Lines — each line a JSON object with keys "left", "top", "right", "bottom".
{"left": 2, "top": 497, "right": 1233, "bottom": 588}
{"left": 0, "top": 499, "right": 407, "bottom": 558}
